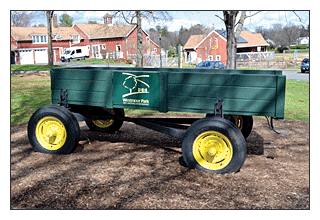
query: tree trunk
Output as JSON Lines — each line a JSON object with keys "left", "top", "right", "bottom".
{"left": 136, "top": 11, "right": 143, "bottom": 67}
{"left": 46, "top": 11, "right": 53, "bottom": 66}
{"left": 224, "top": 11, "right": 238, "bottom": 69}
{"left": 223, "top": 11, "right": 248, "bottom": 69}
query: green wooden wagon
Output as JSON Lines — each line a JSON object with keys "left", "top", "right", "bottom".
{"left": 27, "top": 67, "right": 286, "bottom": 174}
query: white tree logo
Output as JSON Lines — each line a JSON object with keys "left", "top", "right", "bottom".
{"left": 122, "top": 73, "right": 150, "bottom": 97}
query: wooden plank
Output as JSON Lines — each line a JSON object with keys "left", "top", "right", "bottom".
{"left": 51, "top": 68, "right": 112, "bottom": 81}
{"left": 52, "top": 89, "right": 112, "bottom": 107}
{"left": 168, "top": 72, "right": 277, "bottom": 88}
{"left": 164, "top": 68, "right": 282, "bottom": 75}
{"left": 168, "top": 84, "right": 276, "bottom": 101}
{"left": 52, "top": 79, "right": 110, "bottom": 92}
{"left": 167, "top": 96, "right": 275, "bottom": 116}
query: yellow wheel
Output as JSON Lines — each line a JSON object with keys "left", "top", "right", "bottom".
{"left": 182, "top": 117, "right": 247, "bottom": 174}
{"left": 92, "top": 109, "right": 115, "bottom": 129}
{"left": 193, "top": 131, "right": 233, "bottom": 170}
{"left": 85, "top": 108, "right": 124, "bottom": 133}
{"left": 28, "top": 105, "right": 80, "bottom": 154}
{"left": 223, "top": 115, "right": 253, "bottom": 139}
{"left": 35, "top": 117, "right": 67, "bottom": 151}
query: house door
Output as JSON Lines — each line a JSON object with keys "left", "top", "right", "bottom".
{"left": 35, "top": 49, "right": 48, "bottom": 64}
{"left": 20, "top": 50, "right": 34, "bottom": 64}
{"left": 92, "top": 45, "right": 100, "bottom": 58}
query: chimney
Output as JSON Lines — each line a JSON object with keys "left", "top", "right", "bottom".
{"left": 53, "top": 14, "right": 58, "bottom": 28}
{"left": 103, "top": 13, "right": 113, "bottom": 26}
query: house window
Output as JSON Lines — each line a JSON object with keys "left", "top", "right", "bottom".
{"left": 216, "top": 55, "right": 221, "bottom": 61}
{"left": 32, "top": 35, "right": 47, "bottom": 44}
{"left": 153, "top": 48, "right": 157, "bottom": 52}
{"left": 208, "top": 55, "right": 213, "bottom": 61}
{"left": 102, "top": 44, "right": 106, "bottom": 49}
{"left": 72, "top": 35, "right": 80, "bottom": 43}
{"left": 116, "top": 45, "right": 121, "bottom": 52}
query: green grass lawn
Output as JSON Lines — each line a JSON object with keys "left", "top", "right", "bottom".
{"left": 11, "top": 64, "right": 66, "bottom": 72}
{"left": 10, "top": 75, "right": 309, "bottom": 125}
{"left": 11, "top": 75, "right": 52, "bottom": 125}
{"left": 285, "top": 80, "right": 309, "bottom": 121}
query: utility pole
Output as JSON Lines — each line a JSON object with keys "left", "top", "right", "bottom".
{"left": 46, "top": 11, "right": 54, "bottom": 66}
{"left": 159, "top": 33, "right": 162, "bottom": 68}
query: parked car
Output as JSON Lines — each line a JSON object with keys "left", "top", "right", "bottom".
{"left": 194, "top": 61, "right": 226, "bottom": 69}
{"left": 61, "top": 46, "right": 90, "bottom": 62}
{"left": 301, "top": 57, "right": 309, "bottom": 73}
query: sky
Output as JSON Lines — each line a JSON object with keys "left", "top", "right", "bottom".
{"left": 33, "top": 11, "right": 309, "bottom": 33}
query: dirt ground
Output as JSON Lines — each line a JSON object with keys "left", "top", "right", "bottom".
{"left": 10, "top": 116, "right": 309, "bottom": 209}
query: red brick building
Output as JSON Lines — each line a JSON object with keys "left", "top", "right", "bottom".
{"left": 11, "top": 14, "right": 159, "bottom": 64}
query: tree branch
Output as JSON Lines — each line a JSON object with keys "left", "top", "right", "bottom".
{"left": 245, "top": 11, "right": 261, "bottom": 19}
{"left": 293, "top": 11, "right": 303, "bottom": 22}
{"left": 215, "top": 14, "right": 225, "bottom": 22}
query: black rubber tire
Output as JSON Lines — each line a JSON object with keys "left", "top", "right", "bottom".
{"left": 85, "top": 108, "right": 125, "bottom": 133}
{"left": 182, "top": 117, "right": 247, "bottom": 174}
{"left": 206, "top": 114, "right": 253, "bottom": 139}
{"left": 27, "top": 105, "right": 80, "bottom": 154}
{"left": 224, "top": 115, "right": 253, "bottom": 139}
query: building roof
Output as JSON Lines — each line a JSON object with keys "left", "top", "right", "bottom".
{"left": 75, "top": 23, "right": 137, "bottom": 39}
{"left": 11, "top": 27, "right": 82, "bottom": 41}
{"left": 184, "top": 35, "right": 206, "bottom": 49}
{"left": 184, "top": 30, "right": 269, "bottom": 50}
{"left": 237, "top": 31, "right": 269, "bottom": 48}
{"left": 216, "top": 30, "right": 248, "bottom": 43}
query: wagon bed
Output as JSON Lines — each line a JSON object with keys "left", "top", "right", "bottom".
{"left": 51, "top": 67, "right": 285, "bottom": 119}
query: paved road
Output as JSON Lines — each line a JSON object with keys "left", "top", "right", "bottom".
{"left": 281, "top": 69, "right": 309, "bottom": 81}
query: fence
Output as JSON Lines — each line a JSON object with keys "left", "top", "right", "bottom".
{"left": 128, "top": 54, "right": 178, "bottom": 67}
{"left": 236, "top": 51, "right": 307, "bottom": 69}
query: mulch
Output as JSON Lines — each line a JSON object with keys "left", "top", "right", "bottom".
{"left": 10, "top": 116, "right": 309, "bottom": 209}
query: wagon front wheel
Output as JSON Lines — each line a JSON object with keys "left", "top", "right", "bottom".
{"left": 182, "top": 117, "right": 247, "bottom": 174}
{"left": 28, "top": 105, "right": 80, "bottom": 154}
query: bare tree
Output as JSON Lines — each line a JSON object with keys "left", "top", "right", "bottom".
{"left": 46, "top": 11, "right": 54, "bottom": 66}
{"left": 216, "top": 11, "right": 260, "bottom": 69}
{"left": 113, "top": 11, "right": 171, "bottom": 67}
{"left": 11, "top": 11, "right": 36, "bottom": 27}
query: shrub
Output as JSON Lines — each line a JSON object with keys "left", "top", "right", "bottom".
{"left": 126, "top": 59, "right": 133, "bottom": 64}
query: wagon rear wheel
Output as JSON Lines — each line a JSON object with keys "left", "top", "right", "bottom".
{"left": 206, "top": 114, "right": 253, "bottom": 139}
{"left": 224, "top": 115, "right": 253, "bottom": 139}
{"left": 182, "top": 117, "right": 247, "bottom": 174}
{"left": 85, "top": 108, "right": 125, "bottom": 133}
{"left": 28, "top": 105, "right": 80, "bottom": 154}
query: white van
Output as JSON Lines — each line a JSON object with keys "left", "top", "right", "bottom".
{"left": 61, "top": 46, "right": 90, "bottom": 62}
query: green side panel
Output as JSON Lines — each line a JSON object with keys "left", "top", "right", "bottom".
{"left": 51, "top": 68, "right": 113, "bottom": 107}
{"left": 50, "top": 67, "right": 286, "bottom": 118}
{"left": 167, "top": 72, "right": 279, "bottom": 117}
{"left": 112, "top": 70, "right": 161, "bottom": 110}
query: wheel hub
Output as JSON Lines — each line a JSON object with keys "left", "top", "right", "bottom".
{"left": 36, "top": 117, "right": 67, "bottom": 150}
{"left": 193, "top": 131, "right": 233, "bottom": 170}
